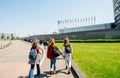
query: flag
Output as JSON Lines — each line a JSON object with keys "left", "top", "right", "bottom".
{"left": 91, "top": 17, "right": 93, "bottom": 21}
{"left": 58, "top": 20, "right": 60, "bottom": 25}
{"left": 88, "top": 17, "right": 90, "bottom": 25}
{"left": 81, "top": 18, "right": 82, "bottom": 22}
{"left": 88, "top": 17, "right": 90, "bottom": 22}
{"left": 91, "top": 17, "right": 93, "bottom": 25}
{"left": 94, "top": 16, "right": 96, "bottom": 24}
{"left": 85, "top": 17, "right": 87, "bottom": 25}
{"left": 65, "top": 19, "right": 67, "bottom": 23}
{"left": 75, "top": 18, "right": 77, "bottom": 22}
{"left": 94, "top": 16, "right": 96, "bottom": 21}
{"left": 85, "top": 17, "right": 87, "bottom": 21}
{"left": 83, "top": 18, "right": 84, "bottom": 22}
{"left": 70, "top": 19, "right": 72, "bottom": 23}
{"left": 77, "top": 18, "right": 79, "bottom": 23}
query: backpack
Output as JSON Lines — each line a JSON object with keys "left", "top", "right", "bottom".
{"left": 65, "top": 45, "right": 72, "bottom": 53}
{"left": 29, "top": 49, "right": 37, "bottom": 60}
{"left": 52, "top": 47, "right": 62, "bottom": 57}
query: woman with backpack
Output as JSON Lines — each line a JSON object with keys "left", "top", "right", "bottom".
{"left": 62, "top": 36, "right": 73, "bottom": 74}
{"left": 47, "top": 38, "right": 62, "bottom": 75}
{"left": 28, "top": 40, "right": 42, "bottom": 78}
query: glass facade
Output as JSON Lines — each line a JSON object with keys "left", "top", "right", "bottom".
{"left": 59, "top": 23, "right": 111, "bottom": 33}
{"left": 113, "top": 0, "right": 120, "bottom": 27}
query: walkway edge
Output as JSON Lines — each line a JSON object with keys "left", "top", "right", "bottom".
{"left": 71, "top": 60, "right": 86, "bottom": 78}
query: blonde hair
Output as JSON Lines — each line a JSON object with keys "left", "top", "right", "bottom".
{"left": 49, "top": 38, "right": 55, "bottom": 46}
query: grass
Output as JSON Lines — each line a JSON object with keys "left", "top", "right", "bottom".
{"left": 56, "top": 43, "right": 120, "bottom": 78}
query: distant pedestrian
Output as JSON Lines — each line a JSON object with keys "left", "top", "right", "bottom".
{"left": 39, "top": 40, "right": 42, "bottom": 45}
{"left": 28, "top": 40, "right": 42, "bottom": 78}
{"left": 47, "top": 38, "right": 62, "bottom": 75}
{"left": 62, "top": 36, "right": 73, "bottom": 74}
{"left": 43, "top": 40, "right": 49, "bottom": 49}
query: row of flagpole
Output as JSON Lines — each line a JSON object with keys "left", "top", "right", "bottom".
{"left": 58, "top": 16, "right": 96, "bottom": 28}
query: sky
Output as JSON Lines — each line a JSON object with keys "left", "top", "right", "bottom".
{"left": 0, "top": 0, "right": 114, "bottom": 37}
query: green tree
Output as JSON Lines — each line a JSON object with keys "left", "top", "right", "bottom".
{"left": 1, "top": 33, "right": 5, "bottom": 40}
{"left": 15, "top": 36, "right": 20, "bottom": 40}
{"left": 11, "top": 33, "right": 14, "bottom": 40}
{"left": 7, "top": 36, "right": 10, "bottom": 40}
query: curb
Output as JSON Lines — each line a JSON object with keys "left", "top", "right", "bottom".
{"left": 71, "top": 60, "right": 86, "bottom": 78}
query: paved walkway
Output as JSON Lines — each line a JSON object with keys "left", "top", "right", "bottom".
{"left": 0, "top": 40, "right": 74, "bottom": 78}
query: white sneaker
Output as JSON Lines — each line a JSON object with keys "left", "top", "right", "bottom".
{"left": 54, "top": 70, "right": 56, "bottom": 74}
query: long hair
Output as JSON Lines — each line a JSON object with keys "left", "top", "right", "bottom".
{"left": 63, "top": 36, "right": 70, "bottom": 46}
{"left": 49, "top": 38, "right": 55, "bottom": 47}
{"left": 32, "top": 40, "right": 38, "bottom": 48}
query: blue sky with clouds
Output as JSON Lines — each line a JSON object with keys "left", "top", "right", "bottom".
{"left": 0, "top": 0, "right": 114, "bottom": 37}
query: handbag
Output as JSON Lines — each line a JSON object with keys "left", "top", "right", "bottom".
{"left": 53, "top": 47, "right": 62, "bottom": 57}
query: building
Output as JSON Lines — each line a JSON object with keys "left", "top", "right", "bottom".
{"left": 113, "top": 0, "right": 120, "bottom": 28}
{"left": 59, "top": 23, "right": 112, "bottom": 34}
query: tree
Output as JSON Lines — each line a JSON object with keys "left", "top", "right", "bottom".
{"left": 7, "top": 36, "right": 10, "bottom": 40}
{"left": 1, "top": 33, "right": 5, "bottom": 40}
{"left": 15, "top": 36, "right": 20, "bottom": 40}
{"left": 11, "top": 33, "right": 14, "bottom": 40}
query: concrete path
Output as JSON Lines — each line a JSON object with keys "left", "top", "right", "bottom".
{"left": 0, "top": 40, "right": 74, "bottom": 78}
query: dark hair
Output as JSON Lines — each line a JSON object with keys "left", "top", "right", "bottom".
{"left": 63, "top": 36, "right": 70, "bottom": 46}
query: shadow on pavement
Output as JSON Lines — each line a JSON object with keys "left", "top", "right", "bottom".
{"left": 18, "top": 73, "right": 50, "bottom": 78}
{"left": 56, "top": 68, "right": 68, "bottom": 75}
{"left": 17, "top": 76, "right": 28, "bottom": 78}
{"left": 18, "top": 68, "right": 68, "bottom": 78}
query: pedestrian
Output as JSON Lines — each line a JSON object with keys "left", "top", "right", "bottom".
{"left": 39, "top": 40, "right": 42, "bottom": 45}
{"left": 47, "top": 38, "right": 61, "bottom": 75}
{"left": 62, "top": 36, "right": 73, "bottom": 74}
{"left": 28, "top": 40, "right": 42, "bottom": 78}
{"left": 43, "top": 40, "right": 49, "bottom": 49}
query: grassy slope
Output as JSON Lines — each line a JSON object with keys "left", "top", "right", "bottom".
{"left": 56, "top": 43, "right": 120, "bottom": 78}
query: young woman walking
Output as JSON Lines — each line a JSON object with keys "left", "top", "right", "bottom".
{"left": 28, "top": 40, "right": 42, "bottom": 78}
{"left": 47, "top": 38, "right": 60, "bottom": 75}
{"left": 62, "top": 36, "right": 73, "bottom": 74}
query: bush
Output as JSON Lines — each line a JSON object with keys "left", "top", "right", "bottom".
{"left": 55, "top": 39, "right": 120, "bottom": 43}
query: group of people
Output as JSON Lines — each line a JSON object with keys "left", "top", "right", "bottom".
{"left": 28, "top": 36, "right": 73, "bottom": 78}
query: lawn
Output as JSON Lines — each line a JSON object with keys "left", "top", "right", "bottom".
{"left": 56, "top": 43, "right": 120, "bottom": 78}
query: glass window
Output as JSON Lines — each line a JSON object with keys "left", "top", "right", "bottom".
{"left": 117, "top": 0, "right": 120, "bottom": 3}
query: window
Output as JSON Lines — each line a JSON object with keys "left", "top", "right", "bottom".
{"left": 117, "top": 0, "right": 120, "bottom": 3}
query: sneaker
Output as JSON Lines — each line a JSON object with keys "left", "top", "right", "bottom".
{"left": 53, "top": 70, "right": 56, "bottom": 74}
{"left": 67, "top": 68, "right": 71, "bottom": 74}
{"left": 37, "top": 73, "right": 40, "bottom": 76}
{"left": 67, "top": 71, "right": 70, "bottom": 74}
{"left": 50, "top": 71, "right": 53, "bottom": 75}
{"left": 65, "top": 66, "right": 67, "bottom": 69}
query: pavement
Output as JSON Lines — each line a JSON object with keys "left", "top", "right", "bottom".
{"left": 0, "top": 40, "right": 74, "bottom": 78}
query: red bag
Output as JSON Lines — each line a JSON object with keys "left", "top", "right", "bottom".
{"left": 47, "top": 45, "right": 53, "bottom": 59}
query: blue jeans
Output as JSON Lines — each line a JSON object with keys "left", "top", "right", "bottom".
{"left": 50, "top": 57, "right": 56, "bottom": 70}
{"left": 28, "top": 64, "right": 40, "bottom": 78}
